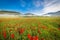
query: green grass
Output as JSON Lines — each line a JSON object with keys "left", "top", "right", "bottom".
{"left": 0, "top": 17, "right": 60, "bottom": 40}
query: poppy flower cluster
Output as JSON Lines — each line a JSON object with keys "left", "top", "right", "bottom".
{"left": 10, "top": 33, "right": 15, "bottom": 39}
{"left": 27, "top": 34, "right": 39, "bottom": 40}
{"left": 18, "top": 28, "right": 25, "bottom": 34}
{"left": 0, "top": 18, "right": 60, "bottom": 40}
{"left": 2, "top": 31, "right": 7, "bottom": 39}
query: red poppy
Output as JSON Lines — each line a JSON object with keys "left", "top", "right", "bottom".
{"left": 35, "top": 36, "right": 39, "bottom": 40}
{"left": 30, "top": 37, "right": 33, "bottom": 40}
{"left": 10, "top": 33, "right": 14, "bottom": 39}
{"left": 38, "top": 29, "right": 42, "bottom": 34}
{"left": 58, "top": 28, "right": 60, "bottom": 30}
{"left": 33, "top": 36, "right": 39, "bottom": 40}
{"left": 3, "top": 31, "right": 6, "bottom": 39}
{"left": 19, "top": 28, "right": 25, "bottom": 34}
{"left": 27, "top": 34, "right": 33, "bottom": 40}
{"left": 27, "top": 34, "right": 39, "bottom": 40}
{"left": 27, "top": 34, "right": 31, "bottom": 39}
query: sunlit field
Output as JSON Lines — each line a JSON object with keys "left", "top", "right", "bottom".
{"left": 0, "top": 17, "right": 60, "bottom": 40}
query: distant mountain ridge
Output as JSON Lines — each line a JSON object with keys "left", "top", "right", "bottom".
{"left": 44, "top": 11, "right": 60, "bottom": 16}
{"left": 24, "top": 13, "right": 34, "bottom": 15}
{"left": 0, "top": 10, "right": 60, "bottom": 16}
{"left": 0, "top": 10, "right": 20, "bottom": 15}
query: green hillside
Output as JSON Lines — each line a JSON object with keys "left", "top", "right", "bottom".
{"left": 0, "top": 10, "right": 20, "bottom": 15}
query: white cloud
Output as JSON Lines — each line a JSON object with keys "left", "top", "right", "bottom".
{"left": 42, "top": 0, "right": 60, "bottom": 14}
{"left": 33, "top": 0, "right": 44, "bottom": 8}
{"left": 44, "top": 0, "right": 60, "bottom": 7}
{"left": 44, "top": 5, "right": 60, "bottom": 13}
{"left": 35, "top": 0, "right": 60, "bottom": 15}
{"left": 44, "top": 0, "right": 57, "bottom": 7}
{"left": 25, "top": 0, "right": 60, "bottom": 16}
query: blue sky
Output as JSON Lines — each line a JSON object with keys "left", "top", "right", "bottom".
{"left": 0, "top": 0, "right": 60, "bottom": 15}
{"left": 0, "top": 0, "right": 44, "bottom": 14}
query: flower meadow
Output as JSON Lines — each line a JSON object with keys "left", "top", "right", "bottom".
{"left": 0, "top": 17, "right": 60, "bottom": 40}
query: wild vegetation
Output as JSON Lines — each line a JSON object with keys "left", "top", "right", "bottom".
{"left": 0, "top": 17, "right": 60, "bottom": 40}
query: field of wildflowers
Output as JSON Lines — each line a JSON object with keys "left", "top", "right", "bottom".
{"left": 0, "top": 17, "right": 60, "bottom": 40}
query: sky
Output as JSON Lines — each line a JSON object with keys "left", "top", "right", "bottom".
{"left": 0, "top": 0, "right": 60, "bottom": 15}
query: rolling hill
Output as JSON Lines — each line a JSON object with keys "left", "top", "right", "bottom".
{"left": 0, "top": 10, "right": 21, "bottom": 15}
{"left": 43, "top": 11, "right": 60, "bottom": 16}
